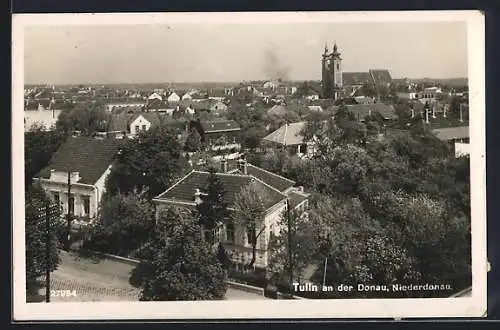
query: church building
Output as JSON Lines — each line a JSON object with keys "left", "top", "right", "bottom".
{"left": 321, "top": 43, "right": 393, "bottom": 100}
{"left": 321, "top": 43, "right": 343, "bottom": 100}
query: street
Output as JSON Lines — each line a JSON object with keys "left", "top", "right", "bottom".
{"left": 37, "top": 250, "right": 267, "bottom": 302}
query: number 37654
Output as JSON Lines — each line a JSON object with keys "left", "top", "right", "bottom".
{"left": 51, "top": 290, "right": 77, "bottom": 297}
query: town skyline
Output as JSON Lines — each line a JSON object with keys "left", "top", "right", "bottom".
{"left": 24, "top": 21, "right": 468, "bottom": 85}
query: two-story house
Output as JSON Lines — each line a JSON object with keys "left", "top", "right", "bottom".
{"left": 152, "top": 158, "right": 309, "bottom": 271}
{"left": 34, "top": 136, "right": 122, "bottom": 225}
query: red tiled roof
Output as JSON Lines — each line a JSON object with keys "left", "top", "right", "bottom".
{"left": 37, "top": 136, "right": 123, "bottom": 184}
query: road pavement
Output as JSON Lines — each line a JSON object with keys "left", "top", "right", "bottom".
{"left": 37, "top": 250, "right": 267, "bottom": 302}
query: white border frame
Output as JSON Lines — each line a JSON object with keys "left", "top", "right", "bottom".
{"left": 12, "top": 10, "right": 486, "bottom": 320}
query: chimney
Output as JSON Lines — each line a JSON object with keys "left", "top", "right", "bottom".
{"left": 220, "top": 158, "right": 228, "bottom": 173}
{"left": 194, "top": 188, "right": 203, "bottom": 205}
{"left": 238, "top": 159, "right": 248, "bottom": 175}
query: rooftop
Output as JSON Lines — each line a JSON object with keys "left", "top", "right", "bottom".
{"left": 432, "top": 126, "right": 469, "bottom": 141}
{"left": 37, "top": 136, "right": 123, "bottom": 185}
{"left": 154, "top": 170, "right": 287, "bottom": 210}
{"left": 263, "top": 121, "right": 307, "bottom": 146}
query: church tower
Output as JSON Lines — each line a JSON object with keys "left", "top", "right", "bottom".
{"left": 321, "top": 42, "right": 343, "bottom": 99}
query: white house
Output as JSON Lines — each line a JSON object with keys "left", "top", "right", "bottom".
{"left": 148, "top": 92, "right": 163, "bottom": 101}
{"left": 167, "top": 92, "right": 181, "bottom": 103}
{"left": 152, "top": 159, "right": 308, "bottom": 270}
{"left": 108, "top": 112, "right": 164, "bottom": 137}
{"left": 34, "top": 136, "right": 122, "bottom": 225}
{"left": 181, "top": 93, "right": 193, "bottom": 100}
{"left": 24, "top": 109, "right": 62, "bottom": 132}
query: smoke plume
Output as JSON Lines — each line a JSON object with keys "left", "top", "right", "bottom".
{"left": 263, "top": 49, "right": 291, "bottom": 81}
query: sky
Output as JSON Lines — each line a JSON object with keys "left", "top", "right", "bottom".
{"left": 23, "top": 21, "right": 468, "bottom": 84}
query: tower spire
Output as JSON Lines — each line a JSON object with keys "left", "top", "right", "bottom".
{"left": 333, "top": 41, "right": 338, "bottom": 53}
{"left": 324, "top": 42, "right": 328, "bottom": 54}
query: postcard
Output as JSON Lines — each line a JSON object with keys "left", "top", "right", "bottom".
{"left": 13, "top": 10, "right": 486, "bottom": 320}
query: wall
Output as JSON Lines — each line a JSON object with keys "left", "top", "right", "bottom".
{"left": 129, "top": 115, "right": 151, "bottom": 136}
{"left": 455, "top": 142, "right": 470, "bottom": 157}
{"left": 24, "top": 109, "right": 62, "bottom": 132}
{"left": 39, "top": 179, "right": 96, "bottom": 218}
{"left": 222, "top": 200, "right": 287, "bottom": 269}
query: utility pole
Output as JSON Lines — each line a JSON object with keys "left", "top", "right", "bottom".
{"left": 286, "top": 200, "right": 293, "bottom": 297}
{"left": 66, "top": 169, "right": 72, "bottom": 251}
{"left": 322, "top": 257, "right": 328, "bottom": 289}
{"left": 45, "top": 201, "right": 51, "bottom": 303}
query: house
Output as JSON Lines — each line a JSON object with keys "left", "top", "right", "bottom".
{"left": 354, "top": 96, "right": 375, "bottom": 105}
{"left": 191, "top": 92, "right": 209, "bottom": 102}
{"left": 34, "top": 136, "right": 122, "bottom": 225}
{"left": 167, "top": 92, "right": 181, "bottom": 103}
{"left": 189, "top": 120, "right": 241, "bottom": 151}
{"left": 24, "top": 109, "right": 62, "bottom": 132}
{"left": 433, "top": 126, "right": 469, "bottom": 157}
{"left": 181, "top": 93, "right": 193, "bottom": 101}
{"left": 105, "top": 102, "right": 145, "bottom": 112}
{"left": 108, "top": 112, "right": 165, "bottom": 137}
{"left": 307, "top": 105, "right": 323, "bottom": 112}
{"left": 152, "top": 159, "right": 309, "bottom": 270}
{"left": 418, "top": 87, "right": 442, "bottom": 104}
{"left": 344, "top": 103, "right": 397, "bottom": 122}
{"left": 262, "top": 121, "right": 315, "bottom": 157}
{"left": 208, "top": 99, "right": 228, "bottom": 113}
{"left": 267, "top": 104, "right": 288, "bottom": 117}
{"left": 208, "top": 90, "right": 228, "bottom": 102}
{"left": 148, "top": 92, "right": 163, "bottom": 101}
{"left": 396, "top": 92, "right": 418, "bottom": 100}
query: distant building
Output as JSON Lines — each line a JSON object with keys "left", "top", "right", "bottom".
{"left": 433, "top": 126, "right": 469, "bottom": 157}
{"left": 262, "top": 121, "right": 315, "bottom": 158}
{"left": 108, "top": 112, "right": 165, "bottom": 137}
{"left": 321, "top": 43, "right": 343, "bottom": 100}
{"left": 321, "top": 43, "right": 392, "bottom": 100}
{"left": 167, "top": 92, "right": 181, "bottom": 103}
{"left": 24, "top": 109, "right": 61, "bottom": 132}
{"left": 188, "top": 120, "right": 242, "bottom": 152}
{"left": 345, "top": 103, "right": 397, "bottom": 122}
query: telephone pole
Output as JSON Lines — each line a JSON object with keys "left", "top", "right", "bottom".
{"left": 66, "top": 169, "right": 72, "bottom": 251}
{"left": 45, "top": 201, "right": 51, "bottom": 303}
{"left": 286, "top": 200, "right": 293, "bottom": 297}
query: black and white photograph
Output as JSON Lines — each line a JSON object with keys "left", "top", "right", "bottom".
{"left": 12, "top": 11, "right": 486, "bottom": 320}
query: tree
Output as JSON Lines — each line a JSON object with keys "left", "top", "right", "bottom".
{"left": 105, "top": 125, "right": 189, "bottom": 199}
{"left": 25, "top": 127, "right": 68, "bottom": 187}
{"left": 240, "top": 125, "right": 267, "bottom": 151}
{"left": 196, "top": 169, "right": 230, "bottom": 243}
{"left": 55, "top": 102, "right": 110, "bottom": 135}
{"left": 232, "top": 182, "right": 270, "bottom": 269}
{"left": 268, "top": 207, "right": 317, "bottom": 284}
{"left": 86, "top": 193, "right": 155, "bottom": 256}
{"left": 184, "top": 128, "right": 202, "bottom": 152}
{"left": 140, "top": 206, "right": 227, "bottom": 301}
{"left": 25, "top": 184, "right": 61, "bottom": 296}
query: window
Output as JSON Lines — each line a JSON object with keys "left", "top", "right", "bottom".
{"left": 226, "top": 223, "right": 235, "bottom": 242}
{"left": 142, "top": 125, "right": 147, "bottom": 131}
{"left": 53, "top": 192, "right": 60, "bottom": 205}
{"left": 68, "top": 194, "right": 75, "bottom": 215}
{"left": 247, "top": 227, "right": 256, "bottom": 246}
{"left": 337, "top": 63, "right": 340, "bottom": 70}
{"left": 82, "top": 196, "right": 90, "bottom": 216}
{"left": 135, "top": 125, "right": 140, "bottom": 132}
